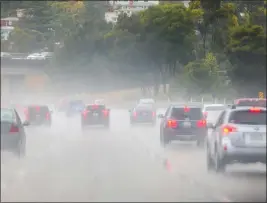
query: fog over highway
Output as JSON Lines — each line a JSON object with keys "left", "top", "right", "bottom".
{"left": 1, "top": 108, "right": 266, "bottom": 202}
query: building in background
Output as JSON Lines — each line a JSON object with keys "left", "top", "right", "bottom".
{"left": 105, "top": 0, "right": 159, "bottom": 24}
{"left": 1, "top": 17, "right": 19, "bottom": 40}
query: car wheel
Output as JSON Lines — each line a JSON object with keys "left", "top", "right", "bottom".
{"left": 206, "top": 146, "right": 214, "bottom": 171}
{"left": 160, "top": 133, "right": 169, "bottom": 148}
{"left": 214, "top": 148, "right": 226, "bottom": 173}
{"left": 15, "top": 140, "right": 26, "bottom": 159}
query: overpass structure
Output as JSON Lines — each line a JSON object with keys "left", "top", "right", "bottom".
{"left": 1, "top": 67, "right": 50, "bottom": 97}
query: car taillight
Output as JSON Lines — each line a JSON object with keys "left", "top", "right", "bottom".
{"left": 167, "top": 120, "right": 178, "bottom": 128}
{"left": 197, "top": 120, "right": 206, "bottom": 128}
{"left": 249, "top": 107, "right": 261, "bottom": 113}
{"left": 82, "top": 110, "right": 89, "bottom": 119}
{"left": 133, "top": 111, "right": 137, "bottom": 117}
{"left": 36, "top": 106, "right": 40, "bottom": 112}
{"left": 92, "top": 104, "right": 98, "bottom": 109}
{"left": 102, "top": 109, "right": 109, "bottom": 116}
{"left": 221, "top": 124, "right": 237, "bottom": 135}
{"left": 184, "top": 106, "right": 190, "bottom": 112}
{"left": 152, "top": 112, "right": 156, "bottom": 117}
{"left": 46, "top": 112, "right": 50, "bottom": 120}
{"left": 9, "top": 124, "right": 19, "bottom": 133}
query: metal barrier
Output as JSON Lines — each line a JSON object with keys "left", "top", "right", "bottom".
{"left": 1, "top": 58, "right": 51, "bottom": 68}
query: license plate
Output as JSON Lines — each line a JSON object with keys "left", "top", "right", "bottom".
{"left": 93, "top": 112, "right": 99, "bottom": 117}
{"left": 183, "top": 122, "right": 191, "bottom": 128}
{"left": 244, "top": 133, "right": 266, "bottom": 144}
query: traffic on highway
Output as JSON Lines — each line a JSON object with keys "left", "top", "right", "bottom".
{"left": 1, "top": 97, "right": 266, "bottom": 202}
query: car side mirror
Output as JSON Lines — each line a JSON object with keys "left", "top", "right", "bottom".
{"left": 158, "top": 114, "right": 164, "bottom": 118}
{"left": 207, "top": 123, "right": 214, "bottom": 129}
{"left": 23, "top": 120, "right": 30, "bottom": 126}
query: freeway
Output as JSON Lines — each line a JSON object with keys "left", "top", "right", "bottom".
{"left": 1, "top": 108, "right": 266, "bottom": 202}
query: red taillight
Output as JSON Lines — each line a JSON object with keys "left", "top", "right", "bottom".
{"left": 221, "top": 125, "right": 237, "bottom": 135}
{"left": 92, "top": 104, "right": 98, "bottom": 109}
{"left": 197, "top": 120, "right": 206, "bottom": 128}
{"left": 167, "top": 120, "right": 178, "bottom": 128}
{"left": 133, "top": 111, "right": 137, "bottom": 117}
{"left": 249, "top": 107, "right": 261, "bottom": 113}
{"left": 82, "top": 110, "right": 89, "bottom": 119}
{"left": 102, "top": 109, "right": 109, "bottom": 116}
{"left": 36, "top": 106, "right": 40, "bottom": 112}
{"left": 152, "top": 112, "right": 156, "bottom": 117}
{"left": 9, "top": 124, "right": 19, "bottom": 133}
{"left": 46, "top": 112, "right": 50, "bottom": 120}
{"left": 184, "top": 106, "right": 190, "bottom": 112}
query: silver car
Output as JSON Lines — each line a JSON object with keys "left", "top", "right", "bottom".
{"left": 206, "top": 106, "right": 266, "bottom": 172}
{"left": 202, "top": 104, "right": 226, "bottom": 123}
{"left": 1, "top": 108, "right": 30, "bottom": 158}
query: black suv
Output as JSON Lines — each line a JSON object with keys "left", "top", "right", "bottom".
{"left": 81, "top": 104, "right": 110, "bottom": 130}
{"left": 24, "top": 105, "right": 52, "bottom": 127}
{"left": 159, "top": 105, "right": 207, "bottom": 147}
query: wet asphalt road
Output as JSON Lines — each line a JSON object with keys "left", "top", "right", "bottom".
{"left": 1, "top": 109, "right": 266, "bottom": 202}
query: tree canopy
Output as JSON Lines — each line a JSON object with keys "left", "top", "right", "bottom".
{"left": 1, "top": 0, "right": 266, "bottom": 97}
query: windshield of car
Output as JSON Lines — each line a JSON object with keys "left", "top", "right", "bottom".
{"left": 229, "top": 110, "right": 266, "bottom": 125}
{"left": 171, "top": 107, "right": 203, "bottom": 120}
{"left": 86, "top": 104, "right": 105, "bottom": 110}
{"left": 28, "top": 106, "right": 49, "bottom": 115}
{"left": 135, "top": 104, "right": 154, "bottom": 111}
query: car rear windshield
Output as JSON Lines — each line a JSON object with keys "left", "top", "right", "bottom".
{"left": 205, "top": 106, "right": 225, "bottom": 111}
{"left": 86, "top": 105, "right": 105, "bottom": 110}
{"left": 171, "top": 107, "right": 203, "bottom": 120}
{"left": 28, "top": 106, "right": 49, "bottom": 114}
{"left": 1, "top": 109, "right": 14, "bottom": 122}
{"left": 70, "top": 100, "right": 84, "bottom": 106}
{"left": 136, "top": 104, "right": 154, "bottom": 110}
{"left": 235, "top": 100, "right": 266, "bottom": 107}
{"left": 229, "top": 110, "right": 266, "bottom": 125}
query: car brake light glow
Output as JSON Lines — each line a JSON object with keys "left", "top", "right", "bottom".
{"left": 46, "top": 112, "right": 50, "bottom": 120}
{"left": 9, "top": 124, "right": 19, "bottom": 133}
{"left": 184, "top": 106, "right": 190, "bottom": 112}
{"left": 82, "top": 110, "right": 89, "bottom": 118}
{"left": 167, "top": 120, "right": 178, "bottom": 128}
{"left": 133, "top": 111, "right": 137, "bottom": 117}
{"left": 197, "top": 120, "right": 206, "bottom": 127}
{"left": 36, "top": 106, "right": 40, "bottom": 112}
{"left": 222, "top": 125, "right": 237, "bottom": 135}
{"left": 102, "top": 109, "right": 109, "bottom": 116}
{"left": 92, "top": 104, "right": 98, "bottom": 109}
{"left": 249, "top": 107, "right": 261, "bottom": 113}
{"left": 152, "top": 112, "right": 156, "bottom": 117}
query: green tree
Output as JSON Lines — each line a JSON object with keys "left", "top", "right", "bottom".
{"left": 182, "top": 52, "right": 220, "bottom": 95}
